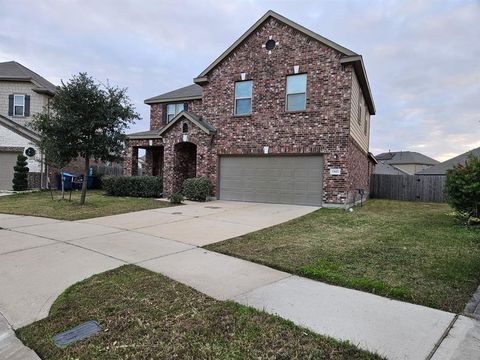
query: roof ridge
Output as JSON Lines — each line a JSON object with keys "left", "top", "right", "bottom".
{"left": 195, "top": 10, "right": 358, "bottom": 81}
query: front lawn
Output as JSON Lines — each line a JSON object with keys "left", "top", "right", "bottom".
{"left": 17, "top": 266, "right": 380, "bottom": 359}
{"left": 206, "top": 200, "right": 480, "bottom": 313}
{"left": 0, "top": 190, "right": 171, "bottom": 220}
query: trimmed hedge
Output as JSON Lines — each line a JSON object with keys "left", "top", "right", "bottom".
{"left": 183, "top": 177, "right": 210, "bottom": 201}
{"left": 103, "top": 176, "right": 162, "bottom": 197}
{"left": 169, "top": 192, "right": 184, "bottom": 204}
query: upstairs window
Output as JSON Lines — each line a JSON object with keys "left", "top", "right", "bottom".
{"left": 166, "top": 103, "right": 184, "bottom": 122}
{"left": 14, "top": 94, "right": 25, "bottom": 116}
{"left": 357, "top": 99, "right": 362, "bottom": 125}
{"left": 364, "top": 114, "right": 368, "bottom": 135}
{"left": 234, "top": 80, "right": 252, "bottom": 115}
{"left": 286, "top": 74, "right": 307, "bottom": 111}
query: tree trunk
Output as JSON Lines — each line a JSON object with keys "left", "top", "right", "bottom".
{"left": 79, "top": 157, "right": 90, "bottom": 205}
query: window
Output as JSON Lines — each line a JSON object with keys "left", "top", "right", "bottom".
{"left": 14, "top": 94, "right": 25, "bottom": 116}
{"left": 166, "top": 103, "right": 184, "bottom": 122}
{"left": 357, "top": 99, "right": 362, "bottom": 125}
{"left": 234, "top": 80, "right": 252, "bottom": 115}
{"left": 286, "top": 74, "right": 307, "bottom": 111}
{"left": 364, "top": 114, "right": 368, "bottom": 135}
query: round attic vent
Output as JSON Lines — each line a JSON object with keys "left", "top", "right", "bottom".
{"left": 265, "top": 39, "right": 276, "bottom": 51}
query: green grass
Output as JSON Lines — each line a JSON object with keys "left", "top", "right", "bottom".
{"left": 0, "top": 190, "right": 172, "bottom": 220}
{"left": 206, "top": 200, "right": 480, "bottom": 313}
{"left": 16, "top": 266, "right": 381, "bottom": 359}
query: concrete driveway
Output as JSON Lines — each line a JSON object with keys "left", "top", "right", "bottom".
{"left": 0, "top": 201, "right": 317, "bottom": 328}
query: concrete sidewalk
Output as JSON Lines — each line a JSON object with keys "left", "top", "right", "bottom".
{"left": 1, "top": 203, "right": 479, "bottom": 359}
{"left": 0, "top": 314, "right": 39, "bottom": 360}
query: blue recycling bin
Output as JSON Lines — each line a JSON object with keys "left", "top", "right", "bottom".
{"left": 58, "top": 172, "right": 74, "bottom": 190}
{"left": 87, "top": 175, "right": 94, "bottom": 189}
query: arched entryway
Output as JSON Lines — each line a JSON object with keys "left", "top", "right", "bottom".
{"left": 173, "top": 142, "right": 197, "bottom": 192}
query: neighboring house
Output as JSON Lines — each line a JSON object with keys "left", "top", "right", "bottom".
{"left": 417, "top": 147, "right": 480, "bottom": 175}
{"left": 0, "top": 61, "right": 56, "bottom": 190}
{"left": 375, "top": 151, "right": 439, "bottom": 175}
{"left": 374, "top": 162, "right": 409, "bottom": 175}
{"left": 124, "top": 10, "right": 376, "bottom": 207}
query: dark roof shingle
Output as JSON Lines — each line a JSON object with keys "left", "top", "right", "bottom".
{"left": 0, "top": 61, "right": 57, "bottom": 94}
{"left": 417, "top": 147, "right": 480, "bottom": 175}
{"left": 375, "top": 151, "right": 439, "bottom": 165}
{"left": 144, "top": 84, "right": 202, "bottom": 104}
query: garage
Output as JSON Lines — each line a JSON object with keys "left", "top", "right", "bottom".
{"left": 219, "top": 155, "right": 324, "bottom": 206}
{"left": 0, "top": 151, "right": 21, "bottom": 190}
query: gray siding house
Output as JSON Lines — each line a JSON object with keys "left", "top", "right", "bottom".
{"left": 0, "top": 61, "right": 56, "bottom": 190}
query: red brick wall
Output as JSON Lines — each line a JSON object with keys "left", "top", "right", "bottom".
{"left": 150, "top": 99, "right": 203, "bottom": 130}
{"left": 198, "top": 17, "right": 353, "bottom": 205}
{"left": 143, "top": 17, "right": 372, "bottom": 206}
{"left": 346, "top": 137, "right": 370, "bottom": 204}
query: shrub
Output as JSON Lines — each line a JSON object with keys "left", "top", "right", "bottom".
{"left": 169, "top": 192, "right": 184, "bottom": 204}
{"left": 102, "top": 176, "right": 162, "bottom": 197}
{"left": 183, "top": 177, "right": 210, "bottom": 201}
{"left": 91, "top": 174, "right": 103, "bottom": 190}
{"left": 445, "top": 154, "right": 480, "bottom": 223}
{"left": 12, "top": 154, "right": 29, "bottom": 191}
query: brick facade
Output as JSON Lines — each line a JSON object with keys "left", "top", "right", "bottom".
{"left": 125, "top": 15, "right": 373, "bottom": 206}
{"left": 150, "top": 99, "right": 203, "bottom": 130}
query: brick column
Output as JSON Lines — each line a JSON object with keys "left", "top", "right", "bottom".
{"left": 144, "top": 148, "right": 154, "bottom": 176}
{"left": 162, "top": 144, "right": 175, "bottom": 196}
{"left": 124, "top": 144, "right": 138, "bottom": 176}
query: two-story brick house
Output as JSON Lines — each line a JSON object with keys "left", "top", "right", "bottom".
{"left": 125, "top": 10, "right": 376, "bottom": 207}
{"left": 0, "top": 61, "right": 56, "bottom": 190}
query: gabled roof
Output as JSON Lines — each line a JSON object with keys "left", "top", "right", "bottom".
{"left": 375, "top": 151, "right": 439, "bottom": 166}
{"left": 127, "top": 129, "right": 161, "bottom": 140}
{"left": 193, "top": 10, "right": 375, "bottom": 114}
{"left": 417, "top": 147, "right": 480, "bottom": 175}
{"left": 159, "top": 110, "right": 216, "bottom": 136}
{"left": 374, "top": 162, "right": 409, "bottom": 175}
{"left": 0, "top": 114, "right": 40, "bottom": 142}
{"left": 145, "top": 84, "right": 203, "bottom": 105}
{"left": 0, "top": 61, "right": 57, "bottom": 95}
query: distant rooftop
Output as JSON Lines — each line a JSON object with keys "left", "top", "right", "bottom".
{"left": 375, "top": 151, "right": 439, "bottom": 166}
{"left": 145, "top": 84, "right": 202, "bottom": 104}
{"left": 373, "top": 162, "right": 409, "bottom": 175}
{"left": 417, "top": 147, "right": 480, "bottom": 175}
{"left": 0, "top": 61, "right": 57, "bottom": 94}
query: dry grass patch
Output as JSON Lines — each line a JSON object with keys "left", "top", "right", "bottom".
{"left": 17, "top": 266, "right": 381, "bottom": 359}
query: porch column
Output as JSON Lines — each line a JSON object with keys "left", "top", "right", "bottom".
{"left": 162, "top": 144, "right": 175, "bottom": 196}
{"left": 124, "top": 143, "right": 138, "bottom": 176}
{"left": 144, "top": 148, "right": 154, "bottom": 176}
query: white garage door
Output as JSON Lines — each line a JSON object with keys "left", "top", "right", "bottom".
{"left": 219, "top": 155, "right": 324, "bottom": 206}
{"left": 0, "top": 152, "right": 20, "bottom": 190}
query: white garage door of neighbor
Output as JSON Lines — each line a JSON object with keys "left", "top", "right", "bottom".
{"left": 0, "top": 152, "right": 21, "bottom": 190}
{"left": 219, "top": 155, "right": 324, "bottom": 206}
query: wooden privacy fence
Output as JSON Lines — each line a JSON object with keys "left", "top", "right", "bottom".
{"left": 91, "top": 163, "right": 124, "bottom": 176}
{"left": 371, "top": 174, "right": 447, "bottom": 203}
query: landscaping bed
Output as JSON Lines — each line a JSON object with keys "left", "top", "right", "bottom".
{"left": 206, "top": 200, "right": 480, "bottom": 313}
{"left": 0, "top": 190, "right": 171, "bottom": 220}
{"left": 17, "top": 266, "right": 380, "bottom": 359}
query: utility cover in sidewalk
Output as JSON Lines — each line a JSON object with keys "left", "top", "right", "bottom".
{"left": 53, "top": 320, "right": 101, "bottom": 348}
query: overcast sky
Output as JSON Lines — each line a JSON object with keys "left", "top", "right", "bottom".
{"left": 1, "top": 0, "right": 479, "bottom": 161}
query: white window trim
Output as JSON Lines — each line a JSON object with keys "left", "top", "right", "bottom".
{"left": 286, "top": 74, "right": 307, "bottom": 111}
{"left": 234, "top": 80, "right": 253, "bottom": 115}
{"left": 13, "top": 94, "right": 25, "bottom": 117}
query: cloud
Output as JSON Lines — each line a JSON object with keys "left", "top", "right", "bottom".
{"left": 0, "top": 0, "right": 479, "bottom": 160}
